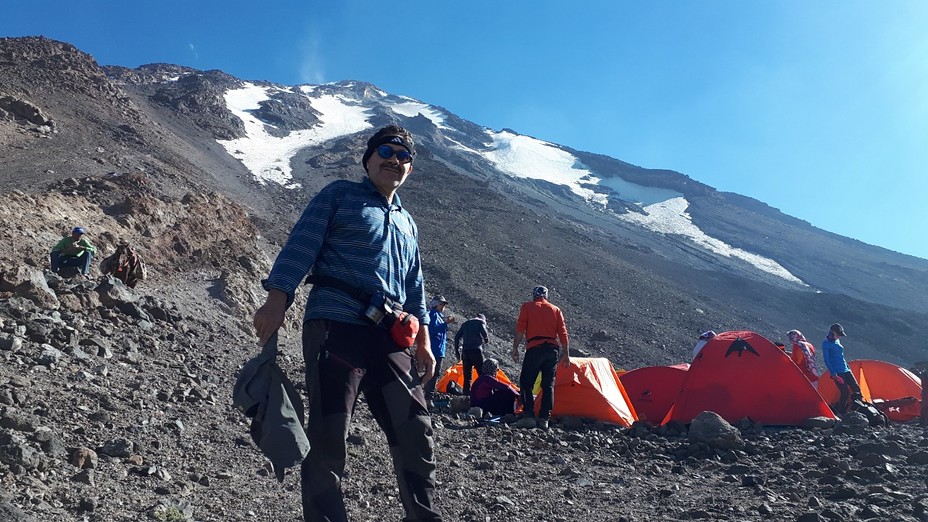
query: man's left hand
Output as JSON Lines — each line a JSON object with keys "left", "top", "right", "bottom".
{"left": 415, "top": 343, "right": 436, "bottom": 384}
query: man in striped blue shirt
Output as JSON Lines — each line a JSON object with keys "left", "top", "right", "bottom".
{"left": 254, "top": 125, "right": 441, "bottom": 521}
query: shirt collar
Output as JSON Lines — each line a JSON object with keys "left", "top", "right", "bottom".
{"left": 360, "top": 177, "right": 403, "bottom": 209}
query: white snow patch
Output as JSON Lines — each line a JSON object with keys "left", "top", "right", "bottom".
{"left": 473, "top": 129, "right": 804, "bottom": 285}
{"left": 388, "top": 98, "right": 449, "bottom": 129}
{"left": 218, "top": 83, "right": 372, "bottom": 187}
{"left": 479, "top": 131, "right": 608, "bottom": 206}
{"left": 618, "top": 197, "right": 806, "bottom": 285}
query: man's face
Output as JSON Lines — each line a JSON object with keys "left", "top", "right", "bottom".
{"left": 72, "top": 232, "right": 84, "bottom": 241}
{"left": 366, "top": 144, "right": 413, "bottom": 198}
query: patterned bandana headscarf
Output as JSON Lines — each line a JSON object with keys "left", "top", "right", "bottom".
{"left": 787, "top": 329, "right": 807, "bottom": 344}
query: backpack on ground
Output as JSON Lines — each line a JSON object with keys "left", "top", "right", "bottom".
{"left": 850, "top": 399, "right": 888, "bottom": 427}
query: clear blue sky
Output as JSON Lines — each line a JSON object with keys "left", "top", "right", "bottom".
{"left": 6, "top": 1, "right": 928, "bottom": 260}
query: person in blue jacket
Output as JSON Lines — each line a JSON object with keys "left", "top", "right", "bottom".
{"left": 821, "top": 323, "right": 862, "bottom": 414}
{"left": 424, "top": 295, "right": 454, "bottom": 396}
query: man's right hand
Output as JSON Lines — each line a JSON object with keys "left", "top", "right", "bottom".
{"left": 254, "top": 289, "right": 288, "bottom": 345}
{"left": 511, "top": 347, "right": 520, "bottom": 364}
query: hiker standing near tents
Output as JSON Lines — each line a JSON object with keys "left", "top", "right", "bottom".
{"left": 511, "top": 285, "right": 570, "bottom": 429}
{"left": 424, "top": 295, "right": 454, "bottom": 397}
{"left": 50, "top": 226, "right": 96, "bottom": 276}
{"left": 454, "top": 313, "right": 490, "bottom": 395}
{"left": 821, "top": 323, "right": 862, "bottom": 414}
{"left": 253, "top": 125, "right": 441, "bottom": 522}
{"left": 786, "top": 329, "right": 818, "bottom": 387}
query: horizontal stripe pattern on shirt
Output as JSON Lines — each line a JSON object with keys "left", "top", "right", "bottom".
{"left": 263, "top": 178, "right": 428, "bottom": 325}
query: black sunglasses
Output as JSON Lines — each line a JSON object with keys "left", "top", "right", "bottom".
{"left": 376, "top": 144, "right": 413, "bottom": 164}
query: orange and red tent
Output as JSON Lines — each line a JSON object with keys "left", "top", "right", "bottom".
{"left": 819, "top": 359, "right": 922, "bottom": 422}
{"left": 619, "top": 364, "right": 688, "bottom": 425}
{"left": 435, "top": 361, "right": 516, "bottom": 394}
{"left": 664, "top": 331, "right": 835, "bottom": 425}
{"left": 534, "top": 357, "right": 637, "bottom": 426}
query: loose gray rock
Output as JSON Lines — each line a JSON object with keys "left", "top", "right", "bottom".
{"left": 98, "top": 437, "right": 134, "bottom": 458}
{"left": 0, "top": 406, "right": 38, "bottom": 432}
{"left": 688, "top": 411, "right": 745, "bottom": 450}
{"left": 95, "top": 276, "right": 138, "bottom": 308}
{"left": 0, "top": 500, "right": 35, "bottom": 522}
{"left": 71, "top": 468, "right": 95, "bottom": 485}
{"left": 12, "top": 270, "right": 59, "bottom": 310}
{"left": 36, "top": 345, "right": 63, "bottom": 366}
{"left": 801, "top": 416, "right": 837, "bottom": 429}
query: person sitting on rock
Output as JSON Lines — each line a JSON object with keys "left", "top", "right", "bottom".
{"left": 470, "top": 358, "right": 519, "bottom": 416}
{"left": 786, "top": 329, "right": 819, "bottom": 387}
{"left": 100, "top": 242, "right": 147, "bottom": 288}
{"left": 50, "top": 226, "right": 96, "bottom": 276}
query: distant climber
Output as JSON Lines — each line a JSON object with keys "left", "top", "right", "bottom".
{"left": 821, "top": 323, "right": 861, "bottom": 414}
{"left": 692, "top": 330, "right": 717, "bottom": 359}
{"left": 511, "top": 285, "right": 569, "bottom": 429}
{"left": 424, "top": 295, "right": 455, "bottom": 396}
{"left": 454, "top": 313, "right": 490, "bottom": 395}
{"left": 470, "top": 358, "right": 519, "bottom": 416}
{"left": 100, "top": 242, "right": 147, "bottom": 288}
{"left": 50, "top": 226, "right": 96, "bottom": 276}
{"left": 786, "top": 329, "right": 818, "bottom": 387}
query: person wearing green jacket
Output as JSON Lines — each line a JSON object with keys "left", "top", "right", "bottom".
{"left": 50, "top": 226, "right": 96, "bottom": 275}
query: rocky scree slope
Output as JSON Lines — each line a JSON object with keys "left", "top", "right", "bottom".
{"left": 2, "top": 35, "right": 928, "bottom": 521}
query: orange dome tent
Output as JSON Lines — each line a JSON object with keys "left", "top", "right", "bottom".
{"left": 435, "top": 361, "right": 516, "bottom": 394}
{"left": 534, "top": 357, "right": 637, "bottom": 426}
{"left": 664, "top": 331, "right": 835, "bottom": 425}
{"left": 619, "top": 364, "right": 688, "bottom": 425}
{"left": 819, "top": 360, "right": 922, "bottom": 422}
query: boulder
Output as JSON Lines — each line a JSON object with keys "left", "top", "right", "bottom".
{"left": 13, "top": 270, "right": 59, "bottom": 310}
{"left": 688, "top": 411, "right": 745, "bottom": 450}
{"left": 94, "top": 276, "right": 137, "bottom": 308}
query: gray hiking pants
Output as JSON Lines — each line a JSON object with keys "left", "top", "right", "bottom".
{"left": 301, "top": 319, "right": 441, "bottom": 522}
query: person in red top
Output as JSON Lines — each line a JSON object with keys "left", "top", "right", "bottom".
{"left": 510, "top": 285, "right": 569, "bottom": 429}
{"left": 787, "top": 329, "right": 819, "bottom": 387}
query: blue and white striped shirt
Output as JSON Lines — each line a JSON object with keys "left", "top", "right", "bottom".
{"left": 263, "top": 177, "right": 429, "bottom": 326}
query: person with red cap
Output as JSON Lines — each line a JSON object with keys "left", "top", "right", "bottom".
{"left": 253, "top": 125, "right": 441, "bottom": 521}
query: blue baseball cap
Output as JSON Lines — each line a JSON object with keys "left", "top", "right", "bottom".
{"left": 72, "top": 227, "right": 86, "bottom": 235}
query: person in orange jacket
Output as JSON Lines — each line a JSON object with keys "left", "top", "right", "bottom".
{"left": 510, "top": 285, "right": 569, "bottom": 429}
{"left": 787, "top": 329, "right": 819, "bottom": 387}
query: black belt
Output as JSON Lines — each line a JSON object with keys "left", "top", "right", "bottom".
{"left": 304, "top": 274, "right": 374, "bottom": 303}
{"left": 527, "top": 335, "right": 556, "bottom": 344}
